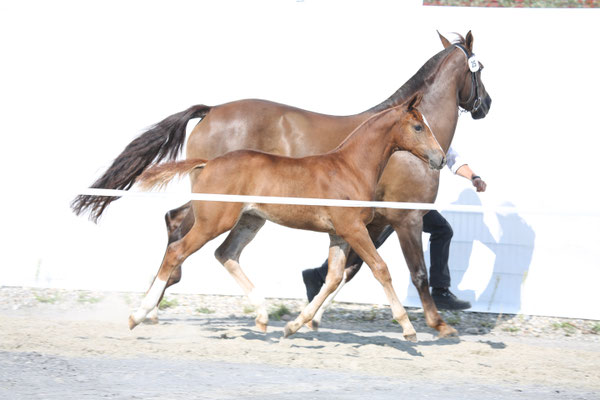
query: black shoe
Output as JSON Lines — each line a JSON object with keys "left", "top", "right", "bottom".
{"left": 302, "top": 268, "right": 324, "bottom": 302}
{"left": 431, "top": 288, "right": 471, "bottom": 310}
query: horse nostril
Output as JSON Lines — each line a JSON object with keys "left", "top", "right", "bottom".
{"left": 429, "top": 154, "right": 445, "bottom": 170}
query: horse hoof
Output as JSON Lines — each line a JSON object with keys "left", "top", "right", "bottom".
{"left": 308, "top": 320, "right": 319, "bottom": 331}
{"left": 144, "top": 316, "right": 159, "bottom": 325}
{"left": 438, "top": 324, "right": 458, "bottom": 338}
{"left": 404, "top": 332, "right": 418, "bottom": 342}
{"left": 283, "top": 323, "right": 295, "bottom": 338}
{"left": 255, "top": 321, "right": 268, "bottom": 333}
{"left": 128, "top": 315, "right": 138, "bottom": 330}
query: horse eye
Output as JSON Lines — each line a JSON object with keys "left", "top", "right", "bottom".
{"left": 414, "top": 124, "right": 423, "bottom": 132}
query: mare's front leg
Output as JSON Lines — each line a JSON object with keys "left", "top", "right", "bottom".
{"left": 393, "top": 216, "right": 457, "bottom": 337}
{"left": 146, "top": 202, "right": 194, "bottom": 324}
{"left": 214, "top": 213, "right": 269, "bottom": 332}
{"left": 340, "top": 223, "right": 417, "bottom": 342}
{"left": 284, "top": 234, "right": 349, "bottom": 337}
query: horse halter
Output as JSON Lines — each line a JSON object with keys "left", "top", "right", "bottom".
{"left": 454, "top": 43, "right": 482, "bottom": 113}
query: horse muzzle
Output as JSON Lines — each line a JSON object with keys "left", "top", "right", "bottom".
{"left": 471, "top": 95, "right": 492, "bottom": 120}
{"left": 428, "top": 153, "right": 446, "bottom": 170}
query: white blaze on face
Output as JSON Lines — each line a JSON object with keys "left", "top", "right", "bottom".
{"left": 421, "top": 113, "right": 443, "bottom": 154}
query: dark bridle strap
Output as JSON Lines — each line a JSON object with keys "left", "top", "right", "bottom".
{"left": 453, "top": 43, "right": 471, "bottom": 59}
{"left": 453, "top": 44, "right": 482, "bottom": 113}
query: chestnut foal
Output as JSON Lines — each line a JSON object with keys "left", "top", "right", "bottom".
{"left": 130, "top": 94, "right": 445, "bottom": 341}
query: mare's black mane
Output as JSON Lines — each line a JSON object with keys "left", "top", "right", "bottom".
{"left": 368, "top": 45, "right": 456, "bottom": 113}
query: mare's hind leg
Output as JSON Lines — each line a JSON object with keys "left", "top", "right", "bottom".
{"left": 129, "top": 202, "right": 240, "bottom": 330}
{"left": 339, "top": 223, "right": 417, "bottom": 342}
{"left": 146, "top": 202, "right": 194, "bottom": 323}
{"left": 214, "top": 213, "right": 269, "bottom": 332}
{"left": 393, "top": 219, "right": 457, "bottom": 338}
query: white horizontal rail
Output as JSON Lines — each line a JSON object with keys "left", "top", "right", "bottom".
{"left": 76, "top": 188, "right": 599, "bottom": 217}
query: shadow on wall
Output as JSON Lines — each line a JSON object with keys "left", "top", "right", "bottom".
{"left": 422, "top": 189, "right": 536, "bottom": 314}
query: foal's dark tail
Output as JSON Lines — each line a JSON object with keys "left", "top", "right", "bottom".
{"left": 71, "top": 105, "right": 211, "bottom": 222}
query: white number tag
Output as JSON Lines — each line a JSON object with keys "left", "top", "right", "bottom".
{"left": 468, "top": 55, "right": 480, "bottom": 72}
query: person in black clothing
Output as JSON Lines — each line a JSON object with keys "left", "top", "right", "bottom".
{"left": 302, "top": 147, "right": 487, "bottom": 310}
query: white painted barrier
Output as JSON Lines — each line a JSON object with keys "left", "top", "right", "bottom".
{"left": 75, "top": 188, "right": 600, "bottom": 217}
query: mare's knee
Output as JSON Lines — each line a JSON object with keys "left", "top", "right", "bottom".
{"left": 411, "top": 268, "right": 429, "bottom": 290}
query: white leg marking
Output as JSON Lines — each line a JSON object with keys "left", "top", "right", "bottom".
{"left": 147, "top": 306, "right": 159, "bottom": 321}
{"left": 132, "top": 278, "right": 167, "bottom": 324}
{"left": 248, "top": 288, "right": 266, "bottom": 308}
{"left": 248, "top": 287, "right": 269, "bottom": 326}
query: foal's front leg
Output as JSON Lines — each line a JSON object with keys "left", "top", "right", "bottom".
{"left": 147, "top": 203, "right": 194, "bottom": 323}
{"left": 341, "top": 223, "right": 417, "bottom": 342}
{"left": 309, "top": 220, "right": 392, "bottom": 330}
{"left": 284, "top": 235, "right": 349, "bottom": 337}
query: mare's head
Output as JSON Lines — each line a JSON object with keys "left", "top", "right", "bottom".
{"left": 391, "top": 93, "right": 446, "bottom": 170}
{"left": 439, "top": 31, "right": 492, "bottom": 119}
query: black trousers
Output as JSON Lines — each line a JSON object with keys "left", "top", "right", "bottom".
{"left": 314, "top": 210, "right": 453, "bottom": 288}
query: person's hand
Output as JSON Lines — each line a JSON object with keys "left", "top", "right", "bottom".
{"left": 472, "top": 177, "right": 487, "bottom": 192}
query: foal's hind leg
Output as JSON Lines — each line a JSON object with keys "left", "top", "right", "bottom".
{"left": 339, "top": 223, "right": 417, "bottom": 342}
{"left": 214, "top": 213, "right": 269, "bottom": 332}
{"left": 284, "top": 235, "right": 349, "bottom": 337}
{"left": 146, "top": 202, "right": 194, "bottom": 323}
{"left": 129, "top": 203, "right": 240, "bottom": 330}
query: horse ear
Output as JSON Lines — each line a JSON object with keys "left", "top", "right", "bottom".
{"left": 465, "top": 31, "right": 474, "bottom": 52}
{"left": 407, "top": 92, "right": 423, "bottom": 111}
{"left": 438, "top": 30, "right": 452, "bottom": 49}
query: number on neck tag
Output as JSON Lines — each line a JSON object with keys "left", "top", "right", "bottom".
{"left": 468, "top": 55, "right": 479, "bottom": 72}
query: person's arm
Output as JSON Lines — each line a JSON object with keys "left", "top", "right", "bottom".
{"left": 456, "top": 164, "right": 487, "bottom": 192}
{"left": 446, "top": 147, "right": 486, "bottom": 192}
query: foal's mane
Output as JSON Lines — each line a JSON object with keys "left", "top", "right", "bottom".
{"left": 369, "top": 35, "right": 465, "bottom": 113}
{"left": 329, "top": 104, "right": 408, "bottom": 153}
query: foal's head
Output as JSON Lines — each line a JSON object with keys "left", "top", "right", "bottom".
{"left": 389, "top": 93, "right": 446, "bottom": 170}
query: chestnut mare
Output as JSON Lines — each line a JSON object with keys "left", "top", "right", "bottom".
{"left": 72, "top": 32, "right": 491, "bottom": 338}
{"left": 131, "top": 95, "right": 445, "bottom": 341}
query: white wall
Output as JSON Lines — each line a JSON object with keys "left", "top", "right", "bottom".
{"left": 1, "top": 1, "right": 599, "bottom": 319}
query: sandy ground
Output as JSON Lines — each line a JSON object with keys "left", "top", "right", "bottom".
{"left": 1, "top": 287, "right": 599, "bottom": 399}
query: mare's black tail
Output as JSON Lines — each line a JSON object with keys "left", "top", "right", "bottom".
{"left": 71, "top": 104, "right": 211, "bottom": 222}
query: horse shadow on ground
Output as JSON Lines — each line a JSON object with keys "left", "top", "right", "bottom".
{"left": 160, "top": 314, "right": 506, "bottom": 356}
{"left": 240, "top": 327, "right": 506, "bottom": 356}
